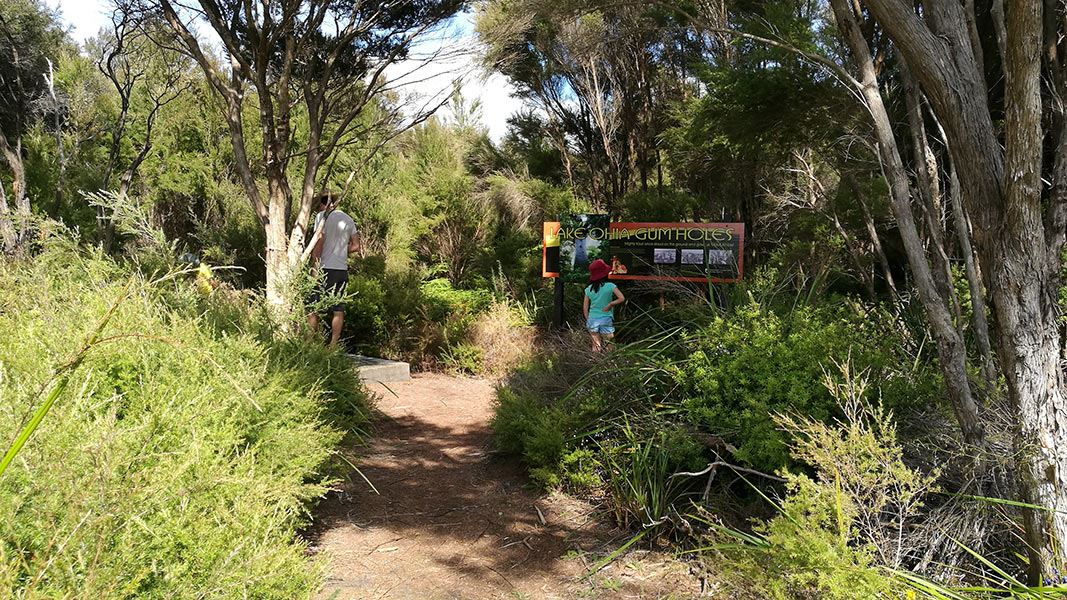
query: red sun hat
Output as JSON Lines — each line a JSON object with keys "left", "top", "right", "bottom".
{"left": 588, "top": 258, "right": 611, "bottom": 281}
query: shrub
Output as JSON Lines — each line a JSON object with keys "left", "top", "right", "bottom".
{"left": 465, "top": 302, "right": 537, "bottom": 376}
{"left": 599, "top": 423, "right": 696, "bottom": 531}
{"left": 337, "top": 267, "right": 501, "bottom": 369}
{"left": 0, "top": 239, "right": 371, "bottom": 597}
{"left": 708, "top": 475, "right": 897, "bottom": 599}
{"left": 491, "top": 330, "right": 698, "bottom": 472}
{"left": 677, "top": 299, "right": 940, "bottom": 471}
{"left": 702, "top": 364, "right": 926, "bottom": 599}
{"left": 441, "top": 342, "right": 484, "bottom": 374}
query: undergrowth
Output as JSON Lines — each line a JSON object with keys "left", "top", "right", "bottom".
{"left": 0, "top": 237, "right": 371, "bottom": 598}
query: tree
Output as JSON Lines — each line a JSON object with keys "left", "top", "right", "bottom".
{"left": 0, "top": 0, "right": 67, "bottom": 254}
{"left": 678, "top": 0, "right": 1067, "bottom": 579}
{"left": 836, "top": 0, "right": 1067, "bottom": 581}
{"left": 94, "top": 10, "right": 194, "bottom": 246}
{"left": 130, "top": 0, "right": 465, "bottom": 315}
{"left": 478, "top": 1, "right": 688, "bottom": 212}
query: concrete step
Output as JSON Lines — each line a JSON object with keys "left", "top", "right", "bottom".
{"left": 348, "top": 355, "right": 410, "bottom": 383}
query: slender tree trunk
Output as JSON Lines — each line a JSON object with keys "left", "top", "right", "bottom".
{"left": 849, "top": 176, "right": 899, "bottom": 301}
{"left": 902, "top": 65, "right": 960, "bottom": 322}
{"left": 831, "top": 0, "right": 985, "bottom": 449}
{"left": 830, "top": 209, "right": 876, "bottom": 299}
{"left": 0, "top": 131, "right": 28, "bottom": 251}
{"left": 947, "top": 167, "right": 997, "bottom": 388}
{"left": 45, "top": 60, "right": 66, "bottom": 210}
{"left": 0, "top": 175, "right": 15, "bottom": 254}
{"left": 656, "top": 148, "right": 664, "bottom": 195}
{"left": 264, "top": 183, "right": 293, "bottom": 314}
{"left": 990, "top": 0, "right": 1007, "bottom": 65}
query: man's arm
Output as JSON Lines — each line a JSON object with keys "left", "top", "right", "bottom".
{"left": 348, "top": 231, "right": 361, "bottom": 256}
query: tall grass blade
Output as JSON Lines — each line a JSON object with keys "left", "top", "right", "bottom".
{"left": 0, "top": 278, "right": 132, "bottom": 479}
{"left": 585, "top": 529, "right": 648, "bottom": 578}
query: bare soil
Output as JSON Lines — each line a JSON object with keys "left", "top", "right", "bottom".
{"left": 307, "top": 373, "right": 700, "bottom": 599}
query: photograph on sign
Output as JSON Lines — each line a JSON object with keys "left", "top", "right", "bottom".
{"left": 653, "top": 248, "right": 677, "bottom": 264}
{"left": 555, "top": 214, "right": 611, "bottom": 283}
{"left": 609, "top": 222, "right": 744, "bottom": 282}
{"left": 709, "top": 249, "right": 732, "bottom": 266}
{"left": 680, "top": 249, "right": 704, "bottom": 265}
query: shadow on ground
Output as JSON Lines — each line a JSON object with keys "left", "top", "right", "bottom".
{"left": 305, "top": 375, "right": 696, "bottom": 600}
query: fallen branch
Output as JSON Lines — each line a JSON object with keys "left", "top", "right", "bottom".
{"left": 671, "top": 461, "right": 787, "bottom": 483}
{"left": 672, "top": 460, "right": 786, "bottom": 502}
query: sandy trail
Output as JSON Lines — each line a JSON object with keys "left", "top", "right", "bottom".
{"left": 308, "top": 373, "right": 698, "bottom": 600}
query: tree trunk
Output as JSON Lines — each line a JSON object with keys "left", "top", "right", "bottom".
{"left": 866, "top": 0, "right": 1067, "bottom": 576}
{"left": 947, "top": 167, "right": 997, "bottom": 389}
{"left": 848, "top": 174, "right": 899, "bottom": 301}
{"left": 997, "top": 0, "right": 1067, "bottom": 581}
{"left": 0, "top": 131, "right": 28, "bottom": 252}
{"left": 830, "top": 209, "right": 876, "bottom": 299}
{"left": 831, "top": 0, "right": 985, "bottom": 450}
{"left": 0, "top": 175, "right": 16, "bottom": 254}
{"left": 901, "top": 65, "right": 960, "bottom": 321}
{"left": 264, "top": 176, "right": 295, "bottom": 317}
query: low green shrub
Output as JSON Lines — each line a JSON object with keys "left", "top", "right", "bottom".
{"left": 491, "top": 331, "right": 705, "bottom": 532}
{"left": 599, "top": 423, "right": 696, "bottom": 530}
{"left": 0, "top": 239, "right": 371, "bottom": 598}
{"left": 708, "top": 475, "right": 897, "bottom": 599}
{"left": 701, "top": 365, "right": 926, "bottom": 599}
{"left": 440, "top": 342, "right": 484, "bottom": 374}
{"left": 677, "top": 299, "right": 940, "bottom": 471}
{"left": 492, "top": 292, "right": 940, "bottom": 547}
{"left": 337, "top": 265, "right": 501, "bottom": 369}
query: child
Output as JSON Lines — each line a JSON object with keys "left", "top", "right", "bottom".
{"left": 583, "top": 258, "right": 625, "bottom": 352}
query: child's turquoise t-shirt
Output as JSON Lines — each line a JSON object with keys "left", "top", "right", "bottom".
{"left": 585, "top": 282, "right": 618, "bottom": 318}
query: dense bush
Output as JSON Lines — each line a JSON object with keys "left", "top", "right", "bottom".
{"left": 677, "top": 298, "right": 941, "bottom": 470}
{"left": 338, "top": 263, "right": 498, "bottom": 367}
{"left": 707, "top": 474, "right": 897, "bottom": 599}
{"left": 0, "top": 239, "right": 371, "bottom": 597}
{"left": 491, "top": 330, "right": 706, "bottom": 530}
{"left": 702, "top": 366, "right": 934, "bottom": 599}
{"left": 491, "top": 293, "right": 941, "bottom": 539}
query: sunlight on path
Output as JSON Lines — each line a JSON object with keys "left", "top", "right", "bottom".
{"left": 308, "top": 374, "right": 697, "bottom": 600}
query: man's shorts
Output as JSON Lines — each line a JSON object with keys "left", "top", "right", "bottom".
{"left": 307, "top": 268, "right": 348, "bottom": 314}
{"left": 586, "top": 315, "right": 615, "bottom": 335}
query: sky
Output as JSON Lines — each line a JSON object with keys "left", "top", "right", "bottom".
{"left": 44, "top": 0, "right": 524, "bottom": 141}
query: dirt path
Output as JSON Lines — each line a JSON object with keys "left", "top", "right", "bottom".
{"left": 308, "top": 373, "right": 699, "bottom": 600}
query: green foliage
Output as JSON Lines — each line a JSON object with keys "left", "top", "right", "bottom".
{"left": 702, "top": 365, "right": 932, "bottom": 599}
{"left": 493, "top": 292, "right": 940, "bottom": 550}
{"left": 441, "top": 342, "right": 484, "bottom": 374}
{"left": 421, "top": 277, "right": 494, "bottom": 318}
{"left": 491, "top": 330, "right": 704, "bottom": 531}
{"left": 0, "top": 238, "right": 370, "bottom": 597}
{"left": 618, "top": 187, "right": 699, "bottom": 222}
{"left": 677, "top": 298, "right": 940, "bottom": 471}
{"left": 0, "top": 0, "right": 70, "bottom": 138}
{"left": 336, "top": 264, "right": 509, "bottom": 369}
{"left": 711, "top": 475, "right": 897, "bottom": 599}
{"left": 599, "top": 423, "right": 695, "bottom": 530}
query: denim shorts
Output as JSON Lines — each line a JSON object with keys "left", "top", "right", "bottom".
{"left": 586, "top": 315, "right": 615, "bottom": 335}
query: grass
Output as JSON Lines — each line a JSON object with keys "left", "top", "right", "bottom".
{"left": 0, "top": 238, "right": 371, "bottom": 598}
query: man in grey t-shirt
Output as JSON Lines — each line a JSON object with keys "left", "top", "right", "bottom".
{"left": 307, "top": 192, "right": 360, "bottom": 347}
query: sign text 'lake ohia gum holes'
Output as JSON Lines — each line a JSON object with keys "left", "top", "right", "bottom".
{"left": 543, "top": 216, "right": 745, "bottom": 283}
